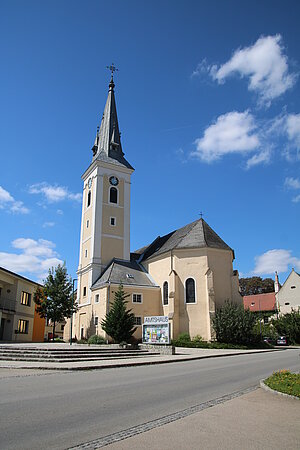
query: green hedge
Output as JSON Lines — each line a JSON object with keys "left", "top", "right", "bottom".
{"left": 172, "top": 332, "right": 272, "bottom": 350}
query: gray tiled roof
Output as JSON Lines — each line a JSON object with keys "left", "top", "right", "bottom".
{"left": 91, "top": 259, "right": 159, "bottom": 290}
{"left": 139, "top": 219, "right": 233, "bottom": 261}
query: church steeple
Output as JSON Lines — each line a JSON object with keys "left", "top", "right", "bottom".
{"left": 77, "top": 69, "right": 134, "bottom": 301}
{"left": 92, "top": 68, "right": 133, "bottom": 170}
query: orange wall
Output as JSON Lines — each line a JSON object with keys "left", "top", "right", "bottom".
{"left": 32, "top": 307, "right": 45, "bottom": 342}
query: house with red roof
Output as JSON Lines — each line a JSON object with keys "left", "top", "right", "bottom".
{"left": 243, "top": 292, "right": 277, "bottom": 323}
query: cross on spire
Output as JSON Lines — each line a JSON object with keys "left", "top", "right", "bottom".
{"left": 106, "top": 63, "right": 118, "bottom": 80}
{"left": 199, "top": 212, "right": 203, "bottom": 219}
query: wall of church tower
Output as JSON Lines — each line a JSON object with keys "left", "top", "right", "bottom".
{"left": 77, "top": 163, "right": 132, "bottom": 309}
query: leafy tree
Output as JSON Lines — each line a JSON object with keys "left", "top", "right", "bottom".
{"left": 239, "top": 277, "right": 275, "bottom": 296}
{"left": 272, "top": 310, "right": 300, "bottom": 344}
{"left": 101, "top": 284, "right": 137, "bottom": 343}
{"left": 34, "top": 264, "right": 75, "bottom": 339}
{"left": 212, "top": 301, "right": 259, "bottom": 345}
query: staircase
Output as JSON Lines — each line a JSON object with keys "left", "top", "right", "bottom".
{"left": 0, "top": 345, "right": 158, "bottom": 363}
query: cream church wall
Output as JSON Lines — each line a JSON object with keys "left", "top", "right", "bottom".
{"left": 144, "top": 249, "right": 213, "bottom": 340}
{"left": 174, "top": 249, "right": 211, "bottom": 340}
{"left": 207, "top": 249, "right": 241, "bottom": 308}
{"left": 108, "top": 284, "right": 161, "bottom": 340}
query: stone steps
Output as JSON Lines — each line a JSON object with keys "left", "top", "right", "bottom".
{"left": 0, "top": 354, "right": 157, "bottom": 362}
{"left": 0, "top": 346, "right": 157, "bottom": 362}
{"left": 0, "top": 349, "right": 146, "bottom": 355}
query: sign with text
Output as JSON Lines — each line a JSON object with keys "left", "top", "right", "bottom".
{"left": 144, "top": 316, "right": 169, "bottom": 325}
{"left": 143, "top": 316, "right": 170, "bottom": 344}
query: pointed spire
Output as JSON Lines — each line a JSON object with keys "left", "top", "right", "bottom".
{"left": 91, "top": 69, "right": 134, "bottom": 170}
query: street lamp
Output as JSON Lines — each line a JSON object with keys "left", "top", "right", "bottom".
{"left": 70, "top": 278, "right": 77, "bottom": 346}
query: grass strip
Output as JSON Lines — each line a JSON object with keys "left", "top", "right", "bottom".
{"left": 264, "top": 370, "right": 300, "bottom": 398}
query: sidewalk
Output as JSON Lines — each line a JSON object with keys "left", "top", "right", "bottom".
{"left": 0, "top": 344, "right": 279, "bottom": 370}
{"left": 106, "top": 388, "right": 300, "bottom": 450}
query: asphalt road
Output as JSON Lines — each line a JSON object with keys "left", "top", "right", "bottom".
{"left": 1, "top": 349, "right": 299, "bottom": 450}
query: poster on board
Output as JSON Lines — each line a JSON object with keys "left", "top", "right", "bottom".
{"left": 142, "top": 316, "right": 170, "bottom": 344}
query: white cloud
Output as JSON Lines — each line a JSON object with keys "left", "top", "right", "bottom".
{"left": 0, "top": 186, "right": 29, "bottom": 214}
{"left": 192, "top": 111, "right": 260, "bottom": 163}
{"left": 191, "top": 59, "right": 211, "bottom": 78}
{"left": 29, "top": 182, "right": 82, "bottom": 203}
{"left": 57, "top": 209, "right": 64, "bottom": 215}
{"left": 292, "top": 194, "right": 300, "bottom": 203}
{"left": 284, "top": 177, "right": 300, "bottom": 190}
{"left": 43, "top": 221, "right": 55, "bottom": 228}
{"left": 190, "top": 110, "right": 300, "bottom": 168}
{"left": 253, "top": 249, "right": 300, "bottom": 275}
{"left": 284, "top": 176, "right": 300, "bottom": 203}
{"left": 286, "top": 113, "right": 300, "bottom": 150}
{"left": 0, "top": 238, "right": 63, "bottom": 282}
{"left": 245, "top": 149, "right": 271, "bottom": 169}
{"left": 198, "top": 35, "right": 297, "bottom": 106}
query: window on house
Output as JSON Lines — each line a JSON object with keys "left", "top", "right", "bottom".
{"left": 263, "top": 316, "right": 269, "bottom": 324}
{"left": 85, "top": 249, "right": 88, "bottom": 257}
{"left": 87, "top": 191, "right": 91, "bottom": 207}
{"left": 285, "top": 302, "right": 290, "bottom": 305}
{"left": 18, "top": 319, "right": 29, "bottom": 334}
{"left": 95, "top": 294, "right": 99, "bottom": 303}
{"left": 61, "top": 325, "right": 64, "bottom": 331}
{"left": 291, "top": 286, "right": 296, "bottom": 289}
{"left": 133, "top": 316, "right": 142, "bottom": 326}
{"left": 95, "top": 316, "right": 99, "bottom": 326}
{"left": 21, "top": 291, "right": 31, "bottom": 306}
{"left": 185, "top": 278, "right": 196, "bottom": 303}
{"left": 87, "top": 220, "right": 89, "bottom": 228}
{"left": 110, "top": 217, "right": 116, "bottom": 226}
{"left": 109, "top": 187, "right": 118, "bottom": 204}
{"left": 132, "top": 293, "right": 142, "bottom": 303}
{"left": 163, "top": 281, "right": 168, "bottom": 305}
{"left": 83, "top": 287, "right": 87, "bottom": 297}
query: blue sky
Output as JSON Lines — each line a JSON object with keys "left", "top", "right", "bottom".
{"left": 0, "top": 0, "right": 299, "bottom": 286}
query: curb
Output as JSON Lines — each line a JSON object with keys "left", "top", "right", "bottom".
{"left": 0, "top": 349, "right": 278, "bottom": 371}
{"left": 260, "top": 379, "right": 299, "bottom": 401}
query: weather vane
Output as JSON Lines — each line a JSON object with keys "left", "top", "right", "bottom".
{"left": 106, "top": 63, "right": 118, "bottom": 79}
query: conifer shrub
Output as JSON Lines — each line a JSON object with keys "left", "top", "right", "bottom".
{"left": 101, "top": 284, "right": 137, "bottom": 343}
{"left": 87, "top": 335, "right": 106, "bottom": 345}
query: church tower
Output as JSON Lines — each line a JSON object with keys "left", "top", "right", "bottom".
{"left": 77, "top": 69, "right": 134, "bottom": 306}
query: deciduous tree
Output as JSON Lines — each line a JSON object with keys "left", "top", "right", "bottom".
{"left": 34, "top": 264, "right": 75, "bottom": 339}
{"left": 239, "top": 276, "right": 275, "bottom": 296}
{"left": 212, "top": 301, "right": 259, "bottom": 345}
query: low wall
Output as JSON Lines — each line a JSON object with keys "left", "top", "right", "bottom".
{"left": 140, "top": 344, "right": 175, "bottom": 355}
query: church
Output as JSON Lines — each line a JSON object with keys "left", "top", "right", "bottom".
{"left": 64, "top": 71, "right": 242, "bottom": 343}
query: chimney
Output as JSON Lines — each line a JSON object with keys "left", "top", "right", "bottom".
{"left": 274, "top": 271, "right": 280, "bottom": 293}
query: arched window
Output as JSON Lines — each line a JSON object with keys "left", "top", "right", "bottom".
{"left": 87, "top": 191, "right": 91, "bottom": 207}
{"left": 109, "top": 187, "right": 118, "bottom": 204}
{"left": 163, "top": 281, "right": 168, "bottom": 305}
{"left": 185, "top": 278, "right": 196, "bottom": 303}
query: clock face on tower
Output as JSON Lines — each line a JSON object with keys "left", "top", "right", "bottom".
{"left": 109, "top": 176, "right": 119, "bottom": 186}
